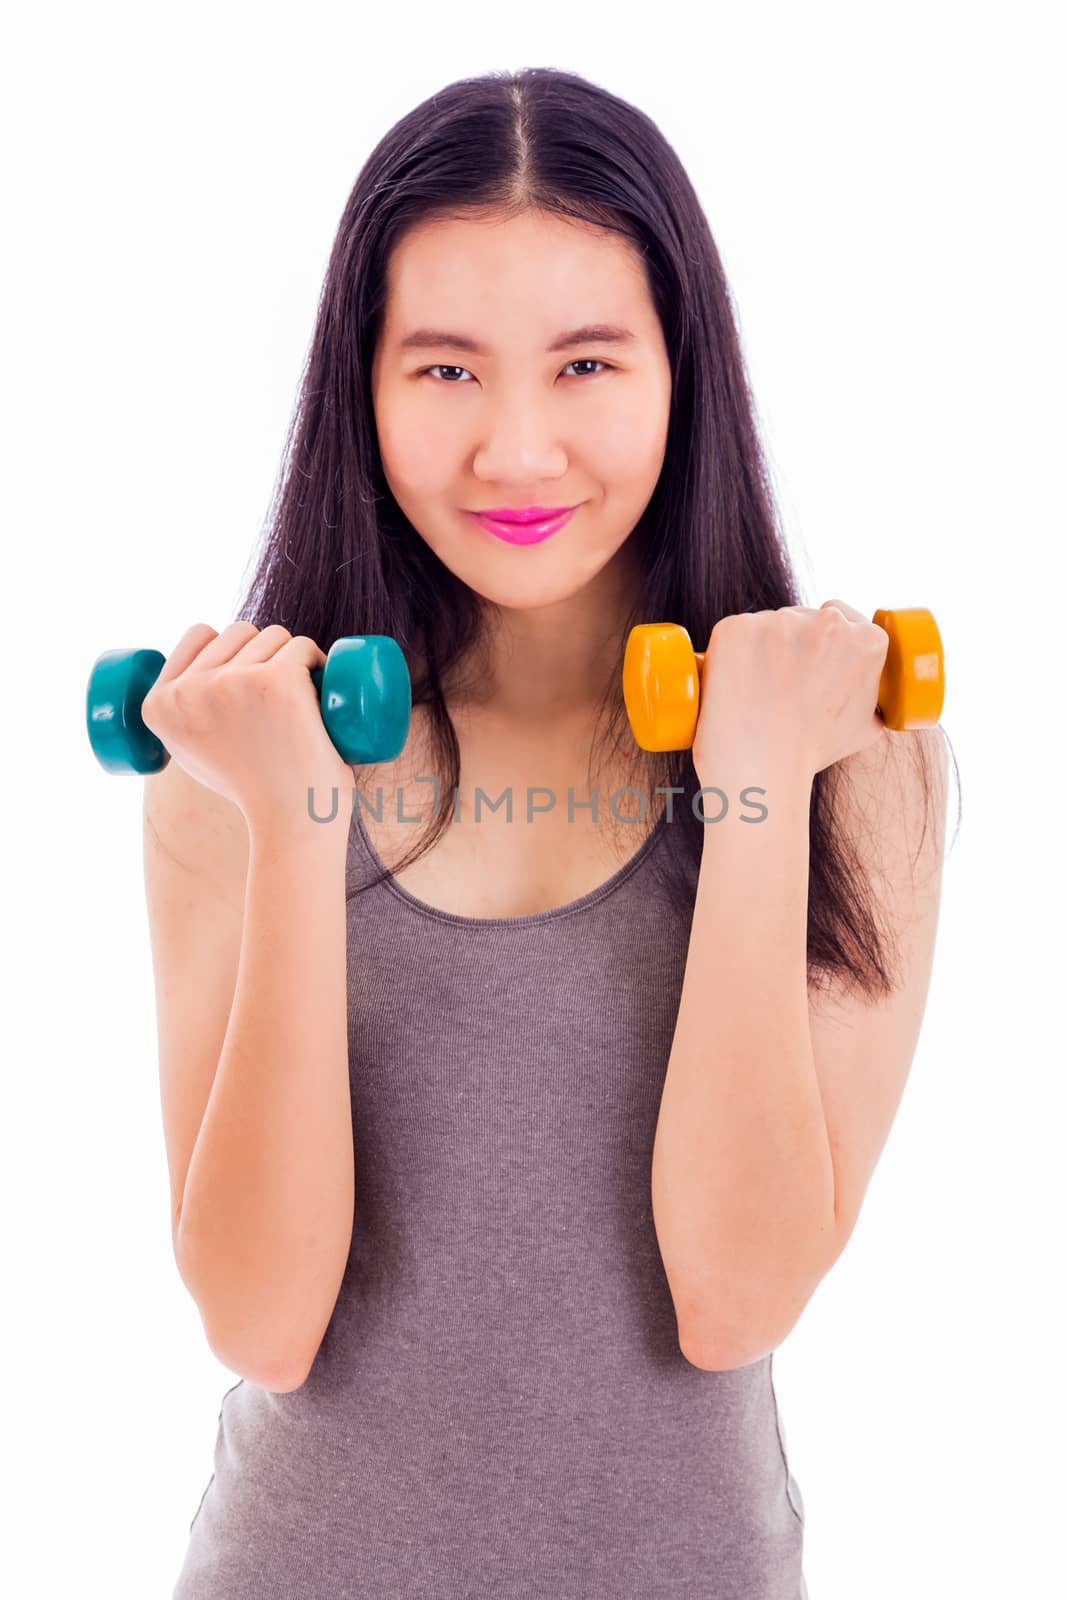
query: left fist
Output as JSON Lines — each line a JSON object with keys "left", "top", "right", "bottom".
{"left": 693, "top": 599, "right": 890, "bottom": 782}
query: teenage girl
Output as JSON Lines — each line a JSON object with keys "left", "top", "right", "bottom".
{"left": 149, "top": 67, "right": 951, "bottom": 1600}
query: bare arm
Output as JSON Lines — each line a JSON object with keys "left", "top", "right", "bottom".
{"left": 651, "top": 730, "right": 945, "bottom": 1372}
{"left": 651, "top": 750, "right": 836, "bottom": 1371}
{"left": 146, "top": 760, "right": 354, "bottom": 1392}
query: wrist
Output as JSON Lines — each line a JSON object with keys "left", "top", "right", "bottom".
{"left": 243, "top": 782, "right": 355, "bottom": 853}
{"left": 694, "top": 740, "right": 815, "bottom": 798}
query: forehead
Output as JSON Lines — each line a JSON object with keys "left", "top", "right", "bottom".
{"left": 380, "top": 211, "right": 654, "bottom": 346}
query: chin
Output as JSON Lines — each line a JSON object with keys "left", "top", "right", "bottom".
{"left": 467, "top": 562, "right": 612, "bottom": 610}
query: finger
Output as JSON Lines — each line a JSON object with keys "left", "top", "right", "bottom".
{"left": 232, "top": 625, "right": 300, "bottom": 666}
{"left": 155, "top": 622, "right": 221, "bottom": 684}
{"left": 820, "top": 598, "right": 866, "bottom": 624}
{"left": 183, "top": 620, "right": 265, "bottom": 673}
{"left": 269, "top": 634, "right": 329, "bottom": 671}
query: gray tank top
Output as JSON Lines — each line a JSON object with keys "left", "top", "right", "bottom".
{"left": 173, "top": 795, "right": 808, "bottom": 1598}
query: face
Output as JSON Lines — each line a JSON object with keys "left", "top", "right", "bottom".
{"left": 370, "top": 209, "right": 672, "bottom": 616}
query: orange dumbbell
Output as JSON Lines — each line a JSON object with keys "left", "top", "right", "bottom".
{"left": 623, "top": 606, "right": 945, "bottom": 753}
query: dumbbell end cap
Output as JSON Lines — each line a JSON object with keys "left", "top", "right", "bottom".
{"left": 317, "top": 635, "right": 413, "bottom": 765}
{"left": 872, "top": 607, "right": 945, "bottom": 731}
{"left": 86, "top": 647, "right": 170, "bottom": 775}
{"left": 623, "top": 623, "right": 701, "bottom": 753}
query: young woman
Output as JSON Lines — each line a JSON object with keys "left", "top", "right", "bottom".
{"left": 148, "top": 66, "right": 954, "bottom": 1600}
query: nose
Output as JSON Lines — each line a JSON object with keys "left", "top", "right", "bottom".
{"left": 471, "top": 390, "right": 569, "bottom": 485}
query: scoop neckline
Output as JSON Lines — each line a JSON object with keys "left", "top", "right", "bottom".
{"left": 349, "top": 796, "right": 669, "bottom": 930}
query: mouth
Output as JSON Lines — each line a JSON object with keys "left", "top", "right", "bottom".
{"left": 465, "top": 505, "right": 581, "bottom": 546}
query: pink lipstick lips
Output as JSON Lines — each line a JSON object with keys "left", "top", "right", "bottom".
{"left": 466, "top": 504, "right": 580, "bottom": 545}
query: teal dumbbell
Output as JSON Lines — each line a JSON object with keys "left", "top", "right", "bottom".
{"left": 85, "top": 636, "right": 412, "bottom": 775}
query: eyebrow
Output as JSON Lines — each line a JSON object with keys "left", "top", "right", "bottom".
{"left": 397, "top": 323, "right": 638, "bottom": 356}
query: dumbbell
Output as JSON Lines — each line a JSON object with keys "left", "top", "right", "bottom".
{"left": 85, "top": 636, "right": 412, "bottom": 775}
{"left": 623, "top": 606, "right": 945, "bottom": 753}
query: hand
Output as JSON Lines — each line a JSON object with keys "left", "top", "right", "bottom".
{"left": 140, "top": 621, "right": 356, "bottom": 834}
{"left": 692, "top": 599, "right": 890, "bottom": 783}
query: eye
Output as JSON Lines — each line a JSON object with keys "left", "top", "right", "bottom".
{"left": 420, "top": 364, "right": 474, "bottom": 384}
{"left": 562, "top": 359, "right": 612, "bottom": 379}
{"left": 417, "top": 359, "right": 613, "bottom": 384}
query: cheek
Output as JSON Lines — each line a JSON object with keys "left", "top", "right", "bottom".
{"left": 587, "top": 390, "right": 668, "bottom": 486}
{"left": 376, "top": 394, "right": 458, "bottom": 498}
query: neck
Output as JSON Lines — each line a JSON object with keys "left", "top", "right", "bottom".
{"left": 415, "top": 544, "right": 643, "bottom": 729}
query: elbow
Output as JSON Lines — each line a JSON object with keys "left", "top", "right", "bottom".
{"left": 205, "top": 1321, "right": 312, "bottom": 1393}
{"left": 679, "top": 1324, "right": 779, "bottom": 1372}
{"left": 175, "top": 1233, "right": 314, "bottom": 1393}
{"left": 254, "top": 1356, "right": 312, "bottom": 1394}
{"left": 674, "top": 1264, "right": 824, "bottom": 1372}
{"left": 677, "top": 1303, "right": 791, "bottom": 1372}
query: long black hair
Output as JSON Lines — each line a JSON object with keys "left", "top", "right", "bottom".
{"left": 235, "top": 65, "right": 959, "bottom": 998}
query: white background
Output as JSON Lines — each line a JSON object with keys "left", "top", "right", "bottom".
{"left": 4, "top": 2, "right": 1063, "bottom": 1595}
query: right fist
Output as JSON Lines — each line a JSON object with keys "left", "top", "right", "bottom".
{"left": 140, "top": 621, "right": 355, "bottom": 828}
